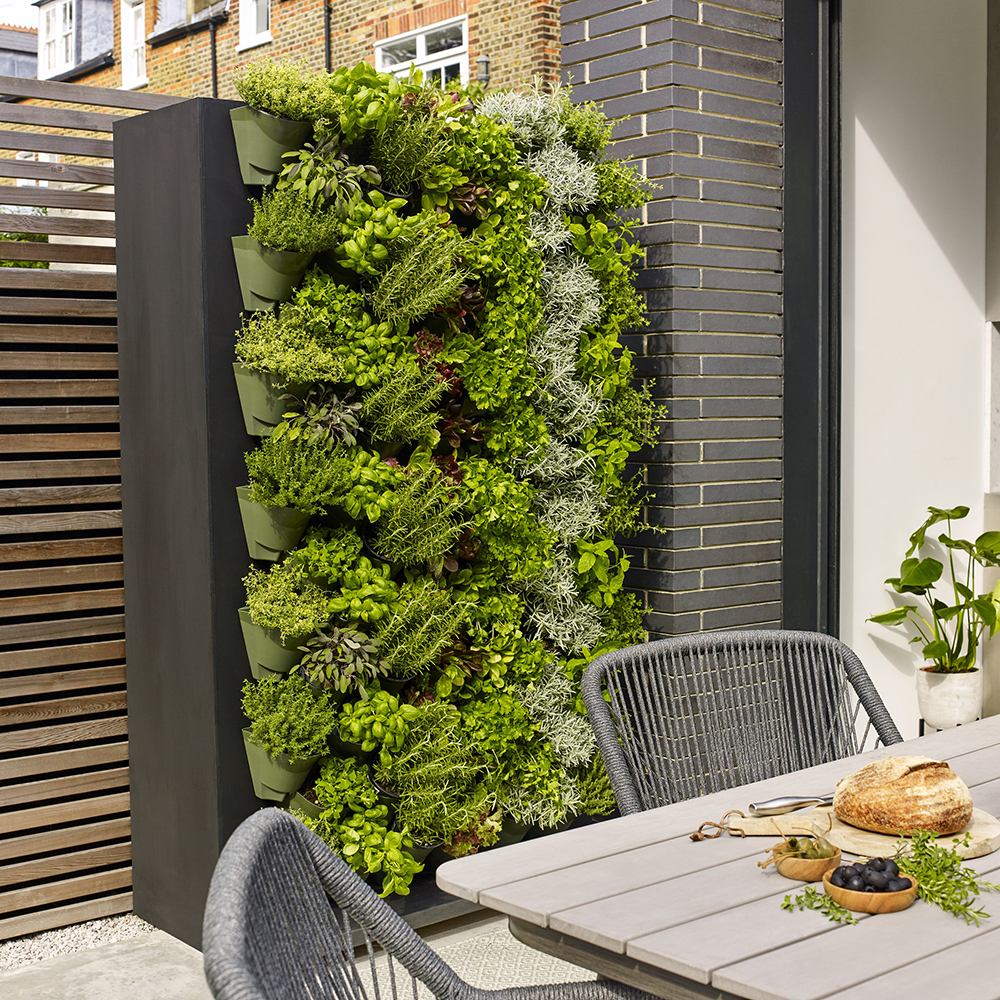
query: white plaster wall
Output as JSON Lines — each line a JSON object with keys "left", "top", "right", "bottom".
{"left": 840, "top": 0, "right": 990, "bottom": 738}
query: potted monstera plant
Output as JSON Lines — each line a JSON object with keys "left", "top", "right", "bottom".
{"left": 869, "top": 505, "right": 1000, "bottom": 729}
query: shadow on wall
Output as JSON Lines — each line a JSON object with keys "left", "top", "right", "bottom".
{"left": 842, "top": 0, "right": 987, "bottom": 309}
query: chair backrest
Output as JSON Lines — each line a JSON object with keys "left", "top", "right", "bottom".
{"left": 582, "top": 629, "right": 903, "bottom": 814}
{"left": 202, "top": 808, "right": 467, "bottom": 1000}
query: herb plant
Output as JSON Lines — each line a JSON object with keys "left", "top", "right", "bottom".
{"left": 233, "top": 58, "right": 341, "bottom": 121}
{"left": 277, "top": 121, "right": 380, "bottom": 218}
{"left": 271, "top": 386, "right": 362, "bottom": 450}
{"left": 243, "top": 565, "right": 330, "bottom": 642}
{"left": 241, "top": 674, "right": 336, "bottom": 759}
{"left": 297, "top": 625, "right": 388, "bottom": 698}
{"left": 247, "top": 188, "right": 341, "bottom": 253}
{"left": 896, "top": 830, "right": 1000, "bottom": 924}
{"left": 371, "top": 89, "right": 449, "bottom": 193}
{"left": 781, "top": 885, "right": 858, "bottom": 925}
{"left": 245, "top": 436, "right": 352, "bottom": 515}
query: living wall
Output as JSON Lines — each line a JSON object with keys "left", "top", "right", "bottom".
{"left": 230, "top": 60, "right": 658, "bottom": 895}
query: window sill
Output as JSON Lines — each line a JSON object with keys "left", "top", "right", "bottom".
{"left": 119, "top": 77, "right": 149, "bottom": 91}
{"left": 235, "top": 33, "right": 272, "bottom": 53}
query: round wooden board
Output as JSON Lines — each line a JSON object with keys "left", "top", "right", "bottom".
{"left": 809, "top": 806, "right": 1000, "bottom": 859}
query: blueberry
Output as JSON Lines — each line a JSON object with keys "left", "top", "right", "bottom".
{"left": 847, "top": 875, "right": 865, "bottom": 892}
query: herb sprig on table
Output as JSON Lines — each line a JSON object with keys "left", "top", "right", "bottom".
{"left": 781, "top": 885, "right": 858, "bottom": 925}
{"left": 896, "top": 830, "right": 1000, "bottom": 925}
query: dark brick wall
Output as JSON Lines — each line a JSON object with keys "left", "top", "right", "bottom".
{"left": 561, "top": 0, "right": 784, "bottom": 635}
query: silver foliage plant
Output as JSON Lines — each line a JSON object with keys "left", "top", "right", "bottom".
{"left": 477, "top": 88, "right": 565, "bottom": 153}
{"left": 501, "top": 768, "right": 582, "bottom": 829}
{"left": 518, "top": 437, "right": 595, "bottom": 481}
{"left": 533, "top": 475, "right": 606, "bottom": 543}
{"left": 515, "top": 662, "right": 597, "bottom": 768}
{"left": 521, "top": 545, "right": 606, "bottom": 653}
{"left": 528, "top": 142, "right": 599, "bottom": 215}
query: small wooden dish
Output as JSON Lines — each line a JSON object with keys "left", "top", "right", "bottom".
{"left": 775, "top": 847, "right": 841, "bottom": 882}
{"left": 822, "top": 870, "right": 919, "bottom": 913}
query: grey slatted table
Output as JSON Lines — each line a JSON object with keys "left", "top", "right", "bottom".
{"left": 438, "top": 715, "right": 1000, "bottom": 1000}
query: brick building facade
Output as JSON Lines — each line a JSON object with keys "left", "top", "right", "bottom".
{"left": 53, "top": 0, "right": 559, "bottom": 98}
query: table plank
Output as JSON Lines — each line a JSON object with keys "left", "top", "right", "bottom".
{"left": 480, "top": 833, "right": 769, "bottom": 926}
{"left": 439, "top": 719, "right": 1000, "bottom": 902}
{"left": 631, "top": 850, "right": 1000, "bottom": 992}
{"left": 819, "top": 925, "right": 1000, "bottom": 1000}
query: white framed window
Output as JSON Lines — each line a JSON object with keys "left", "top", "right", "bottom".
{"left": 120, "top": 0, "right": 147, "bottom": 88}
{"left": 237, "top": 0, "right": 271, "bottom": 51}
{"left": 15, "top": 151, "right": 59, "bottom": 188}
{"left": 375, "top": 16, "right": 468, "bottom": 88}
{"left": 39, "top": 0, "right": 74, "bottom": 79}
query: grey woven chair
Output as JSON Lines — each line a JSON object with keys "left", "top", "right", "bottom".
{"left": 582, "top": 629, "right": 903, "bottom": 815}
{"left": 203, "top": 807, "right": 655, "bottom": 1000}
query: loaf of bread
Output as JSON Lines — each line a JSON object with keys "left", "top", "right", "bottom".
{"left": 833, "top": 756, "right": 973, "bottom": 835}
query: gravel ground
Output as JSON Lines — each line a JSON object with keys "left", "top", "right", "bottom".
{"left": 0, "top": 915, "right": 157, "bottom": 972}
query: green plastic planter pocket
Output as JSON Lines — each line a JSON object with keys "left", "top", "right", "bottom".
{"left": 232, "top": 363, "right": 308, "bottom": 437}
{"left": 238, "top": 607, "right": 307, "bottom": 679}
{"left": 494, "top": 816, "right": 531, "bottom": 848}
{"left": 242, "top": 729, "right": 320, "bottom": 802}
{"left": 232, "top": 236, "right": 313, "bottom": 312}
{"left": 230, "top": 106, "right": 312, "bottom": 186}
{"left": 236, "top": 486, "right": 310, "bottom": 561}
{"left": 288, "top": 790, "right": 323, "bottom": 820}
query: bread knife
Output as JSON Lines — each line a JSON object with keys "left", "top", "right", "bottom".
{"left": 749, "top": 794, "right": 834, "bottom": 815}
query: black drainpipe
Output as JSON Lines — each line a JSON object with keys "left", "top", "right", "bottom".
{"left": 210, "top": 18, "right": 219, "bottom": 97}
{"left": 324, "top": 0, "right": 332, "bottom": 72}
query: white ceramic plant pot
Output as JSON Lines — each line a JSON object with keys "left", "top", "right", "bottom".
{"left": 915, "top": 667, "right": 982, "bottom": 729}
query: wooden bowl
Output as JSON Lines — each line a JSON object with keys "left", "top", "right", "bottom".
{"left": 775, "top": 847, "right": 841, "bottom": 882}
{"left": 822, "top": 870, "right": 919, "bottom": 913}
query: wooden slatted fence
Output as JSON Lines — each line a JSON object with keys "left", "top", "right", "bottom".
{"left": 0, "top": 75, "right": 184, "bottom": 940}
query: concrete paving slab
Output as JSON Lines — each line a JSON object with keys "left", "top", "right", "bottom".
{"left": 0, "top": 929, "right": 212, "bottom": 1000}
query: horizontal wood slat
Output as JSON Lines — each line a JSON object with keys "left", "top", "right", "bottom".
{"left": 0, "top": 865, "right": 132, "bottom": 911}
{"left": 0, "top": 458, "right": 121, "bottom": 481}
{"left": 0, "top": 510, "right": 122, "bottom": 533}
{"left": 0, "top": 716, "right": 127, "bottom": 754}
{"left": 0, "top": 891, "right": 132, "bottom": 940}
{"left": 0, "top": 792, "right": 130, "bottom": 835}
{"left": 0, "top": 377, "right": 118, "bottom": 396}
{"left": 0, "top": 350, "right": 118, "bottom": 369}
{"left": 0, "top": 641, "right": 124, "bottom": 675}
{"left": 0, "top": 214, "right": 115, "bottom": 238}
{"left": 0, "top": 72, "right": 185, "bottom": 110}
{"left": 0, "top": 664, "right": 125, "bottom": 700}
{"left": 0, "top": 300, "right": 117, "bottom": 320}
{"left": 0, "top": 129, "right": 114, "bottom": 158}
{"left": 0, "top": 689, "right": 127, "bottom": 728}
{"left": 0, "top": 103, "right": 125, "bottom": 133}
{"left": 0, "top": 587, "right": 124, "bottom": 618}
{"left": 0, "top": 816, "right": 130, "bottom": 862}
{"left": 0, "top": 242, "right": 117, "bottom": 266}
{"left": 0, "top": 741, "right": 128, "bottom": 781}
{"left": 0, "top": 406, "right": 119, "bottom": 425}
{"left": 0, "top": 187, "right": 114, "bottom": 212}
{"left": 0, "top": 537, "right": 123, "bottom": 564}
{"left": 0, "top": 158, "right": 114, "bottom": 185}
{"left": 0, "top": 485, "right": 121, "bottom": 507}
{"left": 0, "top": 433, "right": 120, "bottom": 453}
{"left": 0, "top": 271, "right": 116, "bottom": 293}
{"left": 0, "top": 841, "right": 131, "bottom": 888}
{"left": 0, "top": 768, "right": 128, "bottom": 812}
{"left": 0, "top": 561, "right": 123, "bottom": 590}
{"left": 0, "top": 324, "right": 116, "bottom": 345}
{"left": 0, "top": 614, "right": 125, "bottom": 647}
